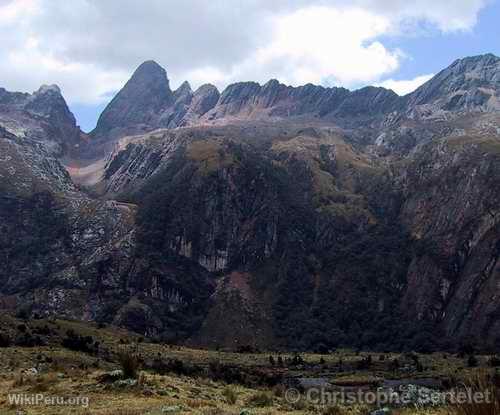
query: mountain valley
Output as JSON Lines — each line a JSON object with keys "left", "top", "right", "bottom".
{"left": 1, "top": 54, "right": 500, "bottom": 353}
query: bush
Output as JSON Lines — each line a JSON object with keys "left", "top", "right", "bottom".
{"left": 208, "top": 361, "right": 248, "bottom": 385}
{"left": 357, "top": 355, "right": 372, "bottom": 369}
{"left": 146, "top": 356, "right": 202, "bottom": 377}
{"left": 0, "top": 332, "right": 11, "bottom": 347}
{"left": 118, "top": 351, "right": 140, "bottom": 379}
{"left": 390, "top": 358, "right": 400, "bottom": 370}
{"left": 32, "top": 325, "right": 52, "bottom": 336}
{"left": 61, "top": 330, "right": 96, "bottom": 354}
{"left": 15, "top": 332, "right": 44, "bottom": 347}
{"left": 289, "top": 354, "right": 304, "bottom": 366}
{"left": 467, "top": 355, "right": 479, "bottom": 368}
{"left": 15, "top": 308, "right": 30, "bottom": 320}
{"left": 236, "top": 344, "right": 258, "bottom": 353}
{"left": 222, "top": 386, "right": 238, "bottom": 404}
{"left": 489, "top": 356, "right": 500, "bottom": 367}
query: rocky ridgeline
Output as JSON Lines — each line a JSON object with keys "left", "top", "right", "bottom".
{"left": 0, "top": 54, "right": 500, "bottom": 350}
{"left": 0, "top": 84, "right": 82, "bottom": 156}
{"left": 91, "top": 54, "right": 500, "bottom": 144}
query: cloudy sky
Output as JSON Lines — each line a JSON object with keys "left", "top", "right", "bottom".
{"left": 1, "top": 0, "right": 499, "bottom": 131}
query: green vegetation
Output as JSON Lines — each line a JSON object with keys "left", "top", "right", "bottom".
{"left": 1, "top": 314, "right": 500, "bottom": 414}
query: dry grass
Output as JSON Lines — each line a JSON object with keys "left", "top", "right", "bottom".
{"left": 446, "top": 371, "right": 500, "bottom": 415}
{"left": 186, "top": 140, "right": 234, "bottom": 174}
{"left": 446, "top": 134, "right": 500, "bottom": 155}
{"left": 246, "top": 391, "right": 274, "bottom": 407}
{"left": 0, "top": 315, "right": 498, "bottom": 415}
{"left": 222, "top": 386, "right": 238, "bottom": 404}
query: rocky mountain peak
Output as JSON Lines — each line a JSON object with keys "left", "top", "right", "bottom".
{"left": 181, "top": 84, "right": 220, "bottom": 123}
{"left": 174, "top": 81, "right": 193, "bottom": 98}
{"left": 0, "top": 82, "right": 80, "bottom": 154}
{"left": 27, "top": 84, "right": 73, "bottom": 117}
{"left": 406, "top": 53, "right": 500, "bottom": 112}
{"left": 130, "top": 60, "right": 170, "bottom": 86}
{"left": 449, "top": 53, "right": 500, "bottom": 73}
{"left": 92, "top": 60, "right": 174, "bottom": 138}
{"left": 89, "top": 53, "right": 500, "bottom": 141}
{"left": 34, "top": 84, "right": 62, "bottom": 96}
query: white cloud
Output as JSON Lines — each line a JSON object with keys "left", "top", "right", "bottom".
{"left": 0, "top": 0, "right": 37, "bottom": 23}
{"left": 377, "top": 74, "right": 434, "bottom": 95}
{"left": 236, "top": 7, "right": 401, "bottom": 87}
{"left": 0, "top": 0, "right": 488, "bottom": 105}
{"left": 1, "top": 37, "right": 129, "bottom": 104}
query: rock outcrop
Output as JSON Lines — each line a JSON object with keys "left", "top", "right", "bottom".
{"left": 406, "top": 54, "right": 500, "bottom": 113}
{"left": 91, "top": 54, "right": 500, "bottom": 145}
{"left": 92, "top": 60, "right": 175, "bottom": 139}
{"left": 0, "top": 84, "right": 82, "bottom": 155}
{"left": 2, "top": 53, "right": 500, "bottom": 350}
{"left": 0, "top": 107, "right": 213, "bottom": 341}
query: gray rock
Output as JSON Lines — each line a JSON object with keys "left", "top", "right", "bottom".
{"left": 370, "top": 408, "right": 391, "bottom": 415}
{"left": 161, "top": 405, "right": 183, "bottom": 414}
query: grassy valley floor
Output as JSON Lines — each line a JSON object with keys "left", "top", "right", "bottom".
{"left": 0, "top": 315, "right": 497, "bottom": 415}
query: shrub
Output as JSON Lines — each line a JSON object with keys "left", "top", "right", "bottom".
{"left": 118, "top": 351, "right": 140, "bottom": 379}
{"left": 390, "top": 358, "right": 400, "bottom": 370}
{"left": 15, "top": 332, "right": 44, "bottom": 347}
{"left": 208, "top": 361, "right": 247, "bottom": 385}
{"left": 236, "top": 344, "right": 258, "bottom": 353}
{"left": 467, "top": 355, "right": 479, "bottom": 368}
{"left": 32, "top": 325, "right": 52, "bottom": 336}
{"left": 16, "top": 324, "right": 27, "bottom": 333}
{"left": 147, "top": 357, "right": 202, "bottom": 377}
{"left": 357, "top": 355, "right": 372, "bottom": 369}
{"left": 12, "top": 373, "right": 25, "bottom": 387}
{"left": 489, "top": 356, "right": 500, "bottom": 367}
{"left": 15, "top": 308, "right": 30, "bottom": 320}
{"left": 61, "top": 330, "right": 95, "bottom": 354}
{"left": 222, "top": 386, "right": 238, "bottom": 404}
{"left": 0, "top": 332, "right": 11, "bottom": 347}
{"left": 289, "top": 354, "right": 304, "bottom": 366}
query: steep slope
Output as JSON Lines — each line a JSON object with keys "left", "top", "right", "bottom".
{"left": 0, "top": 112, "right": 214, "bottom": 341}
{"left": 94, "top": 124, "right": 414, "bottom": 350}
{"left": 406, "top": 54, "right": 500, "bottom": 113}
{"left": 3, "top": 53, "right": 500, "bottom": 351}
{"left": 399, "top": 127, "right": 500, "bottom": 344}
{"left": 0, "top": 84, "right": 82, "bottom": 155}
{"left": 87, "top": 54, "right": 500, "bottom": 350}
{"left": 91, "top": 61, "right": 402, "bottom": 143}
{"left": 92, "top": 60, "right": 175, "bottom": 140}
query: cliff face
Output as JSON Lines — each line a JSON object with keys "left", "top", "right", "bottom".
{"left": 406, "top": 54, "right": 500, "bottom": 113}
{"left": 2, "top": 54, "right": 500, "bottom": 350}
{"left": 399, "top": 132, "right": 500, "bottom": 342}
{"left": 92, "top": 60, "right": 175, "bottom": 139}
{"left": 90, "top": 62, "right": 403, "bottom": 142}
{"left": 0, "top": 84, "right": 82, "bottom": 155}
{"left": 91, "top": 54, "right": 500, "bottom": 145}
{"left": 0, "top": 115, "right": 213, "bottom": 341}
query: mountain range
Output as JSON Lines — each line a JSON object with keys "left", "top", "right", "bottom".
{"left": 1, "top": 53, "right": 500, "bottom": 352}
